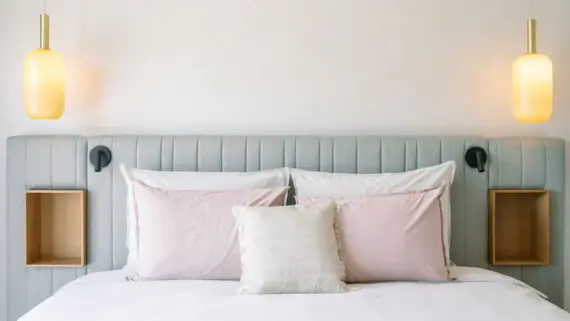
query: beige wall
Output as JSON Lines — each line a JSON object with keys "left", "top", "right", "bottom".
{"left": 0, "top": 0, "right": 569, "bottom": 316}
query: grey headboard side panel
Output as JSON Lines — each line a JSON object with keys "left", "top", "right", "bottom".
{"left": 4, "top": 135, "right": 566, "bottom": 321}
{"left": 487, "top": 138, "right": 566, "bottom": 304}
{"left": 6, "top": 136, "right": 88, "bottom": 321}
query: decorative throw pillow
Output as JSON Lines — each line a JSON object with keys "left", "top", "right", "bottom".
{"left": 297, "top": 187, "right": 448, "bottom": 283}
{"left": 121, "top": 164, "right": 290, "bottom": 272}
{"left": 291, "top": 161, "right": 455, "bottom": 265}
{"left": 131, "top": 180, "right": 288, "bottom": 281}
{"left": 233, "top": 203, "right": 347, "bottom": 294}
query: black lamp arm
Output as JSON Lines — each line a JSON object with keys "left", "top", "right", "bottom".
{"left": 95, "top": 151, "right": 102, "bottom": 172}
{"left": 475, "top": 150, "right": 485, "bottom": 173}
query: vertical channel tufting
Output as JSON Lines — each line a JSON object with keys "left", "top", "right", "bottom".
{"left": 75, "top": 140, "right": 80, "bottom": 279}
{"left": 173, "top": 137, "right": 199, "bottom": 171}
{"left": 198, "top": 137, "right": 222, "bottom": 172}
{"left": 332, "top": 137, "right": 336, "bottom": 172}
{"left": 333, "top": 137, "right": 357, "bottom": 173}
{"left": 415, "top": 139, "right": 419, "bottom": 170}
{"left": 463, "top": 138, "right": 489, "bottom": 269}
{"left": 136, "top": 137, "right": 163, "bottom": 170}
{"left": 49, "top": 140, "right": 54, "bottom": 296}
{"left": 197, "top": 137, "right": 201, "bottom": 171}
{"left": 160, "top": 136, "right": 174, "bottom": 171}
{"left": 222, "top": 137, "right": 247, "bottom": 172}
{"left": 50, "top": 138, "right": 84, "bottom": 291}
{"left": 295, "top": 137, "right": 320, "bottom": 171}
{"left": 171, "top": 137, "right": 175, "bottom": 171}
{"left": 284, "top": 137, "right": 296, "bottom": 168}
{"left": 283, "top": 140, "right": 286, "bottom": 168}
{"left": 442, "top": 138, "right": 467, "bottom": 265}
{"left": 488, "top": 139, "right": 523, "bottom": 279}
{"left": 87, "top": 136, "right": 114, "bottom": 274}
{"left": 260, "top": 137, "right": 285, "bottom": 170}
{"left": 439, "top": 139, "right": 443, "bottom": 164}
{"left": 489, "top": 141, "right": 499, "bottom": 188}
{"left": 381, "top": 138, "right": 405, "bottom": 173}
{"left": 318, "top": 139, "right": 321, "bottom": 171}
{"left": 521, "top": 140, "right": 525, "bottom": 187}
{"left": 462, "top": 140, "right": 468, "bottom": 266}
{"left": 111, "top": 139, "right": 115, "bottom": 269}
{"left": 379, "top": 138, "right": 383, "bottom": 173}
{"left": 543, "top": 139, "right": 565, "bottom": 307}
{"left": 520, "top": 138, "right": 547, "bottom": 189}
{"left": 26, "top": 138, "right": 54, "bottom": 309}
{"left": 109, "top": 137, "right": 136, "bottom": 268}
{"left": 403, "top": 139, "right": 407, "bottom": 172}
{"left": 245, "top": 138, "right": 249, "bottom": 171}
{"left": 356, "top": 139, "right": 359, "bottom": 174}
{"left": 75, "top": 139, "right": 88, "bottom": 278}
{"left": 220, "top": 138, "right": 224, "bottom": 171}
{"left": 540, "top": 139, "right": 544, "bottom": 189}
{"left": 357, "top": 137, "right": 381, "bottom": 174}
{"left": 405, "top": 138, "right": 418, "bottom": 171}
{"left": 417, "top": 138, "right": 441, "bottom": 168}
{"left": 135, "top": 137, "right": 139, "bottom": 170}
{"left": 245, "top": 137, "right": 259, "bottom": 171}
{"left": 7, "top": 137, "right": 28, "bottom": 321}
{"left": 159, "top": 137, "right": 163, "bottom": 170}
{"left": 245, "top": 137, "right": 249, "bottom": 172}
{"left": 520, "top": 138, "right": 548, "bottom": 296}
{"left": 320, "top": 137, "right": 333, "bottom": 172}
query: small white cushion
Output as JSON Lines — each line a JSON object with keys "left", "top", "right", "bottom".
{"left": 233, "top": 203, "right": 347, "bottom": 294}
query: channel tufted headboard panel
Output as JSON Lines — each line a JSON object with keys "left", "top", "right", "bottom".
{"left": 3, "top": 135, "right": 566, "bottom": 320}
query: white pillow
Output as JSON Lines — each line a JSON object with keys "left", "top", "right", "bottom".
{"left": 291, "top": 161, "right": 456, "bottom": 264}
{"left": 120, "top": 165, "right": 290, "bottom": 271}
{"left": 233, "top": 203, "right": 347, "bottom": 294}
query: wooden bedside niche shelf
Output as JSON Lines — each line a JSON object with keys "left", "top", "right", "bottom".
{"left": 488, "top": 189, "right": 550, "bottom": 266}
{"left": 26, "top": 190, "right": 86, "bottom": 267}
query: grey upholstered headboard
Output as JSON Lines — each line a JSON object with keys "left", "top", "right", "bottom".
{"left": 3, "top": 135, "right": 566, "bottom": 320}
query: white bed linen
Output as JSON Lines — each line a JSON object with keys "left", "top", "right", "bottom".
{"left": 19, "top": 267, "right": 570, "bottom": 321}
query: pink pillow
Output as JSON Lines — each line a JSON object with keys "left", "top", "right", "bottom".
{"left": 297, "top": 187, "right": 448, "bottom": 283}
{"left": 131, "top": 181, "right": 288, "bottom": 281}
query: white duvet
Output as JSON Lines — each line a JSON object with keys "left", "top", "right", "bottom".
{"left": 19, "top": 267, "right": 570, "bottom": 321}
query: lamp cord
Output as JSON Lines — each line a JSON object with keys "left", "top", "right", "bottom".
{"left": 529, "top": 1, "right": 534, "bottom": 18}
{"left": 43, "top": 0, "right": 47, "bottom": 14}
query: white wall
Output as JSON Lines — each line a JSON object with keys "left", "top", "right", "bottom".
{"left": 1, "top": 0, "right": 569, "bottom": 315}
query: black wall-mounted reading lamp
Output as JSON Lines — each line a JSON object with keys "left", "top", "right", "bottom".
{"left": 89, "top": 146, "right": 112, "bottom": 172}
{"left": 465, "top": 147, "right": 488, "bottom": 173}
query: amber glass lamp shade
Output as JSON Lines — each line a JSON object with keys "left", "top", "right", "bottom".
{"left": 512, "top": 19, "right": 553, "bottom": 123}
{"left": 24, "top": 14, "right": 65, "bottom": 120}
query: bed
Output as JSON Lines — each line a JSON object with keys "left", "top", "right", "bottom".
{"left": 19, "top": 267, "right": 570, "bottom": 321}
{"left": 3, "top": 135, "right": 567, "bottom": 321}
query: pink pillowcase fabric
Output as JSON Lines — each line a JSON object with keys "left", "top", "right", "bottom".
{"left": 297, "top": 187, "right": 448, "bottom": 283}
{"left": 131, "top": 181, "right": 288, "bottom": 281}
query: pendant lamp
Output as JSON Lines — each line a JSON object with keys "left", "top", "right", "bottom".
{"left": 23, "top": 0, "right": 66, "bottom": 120}
{"left": 512, "top": 8, "right": 553, "bottom": 123}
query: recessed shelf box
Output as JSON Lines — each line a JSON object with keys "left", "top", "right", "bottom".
{"left": 488, "top": 189, "right": 550, "bottom": 266}
{"left": 26, "top": 190, "right": 86, "bottom": 267}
